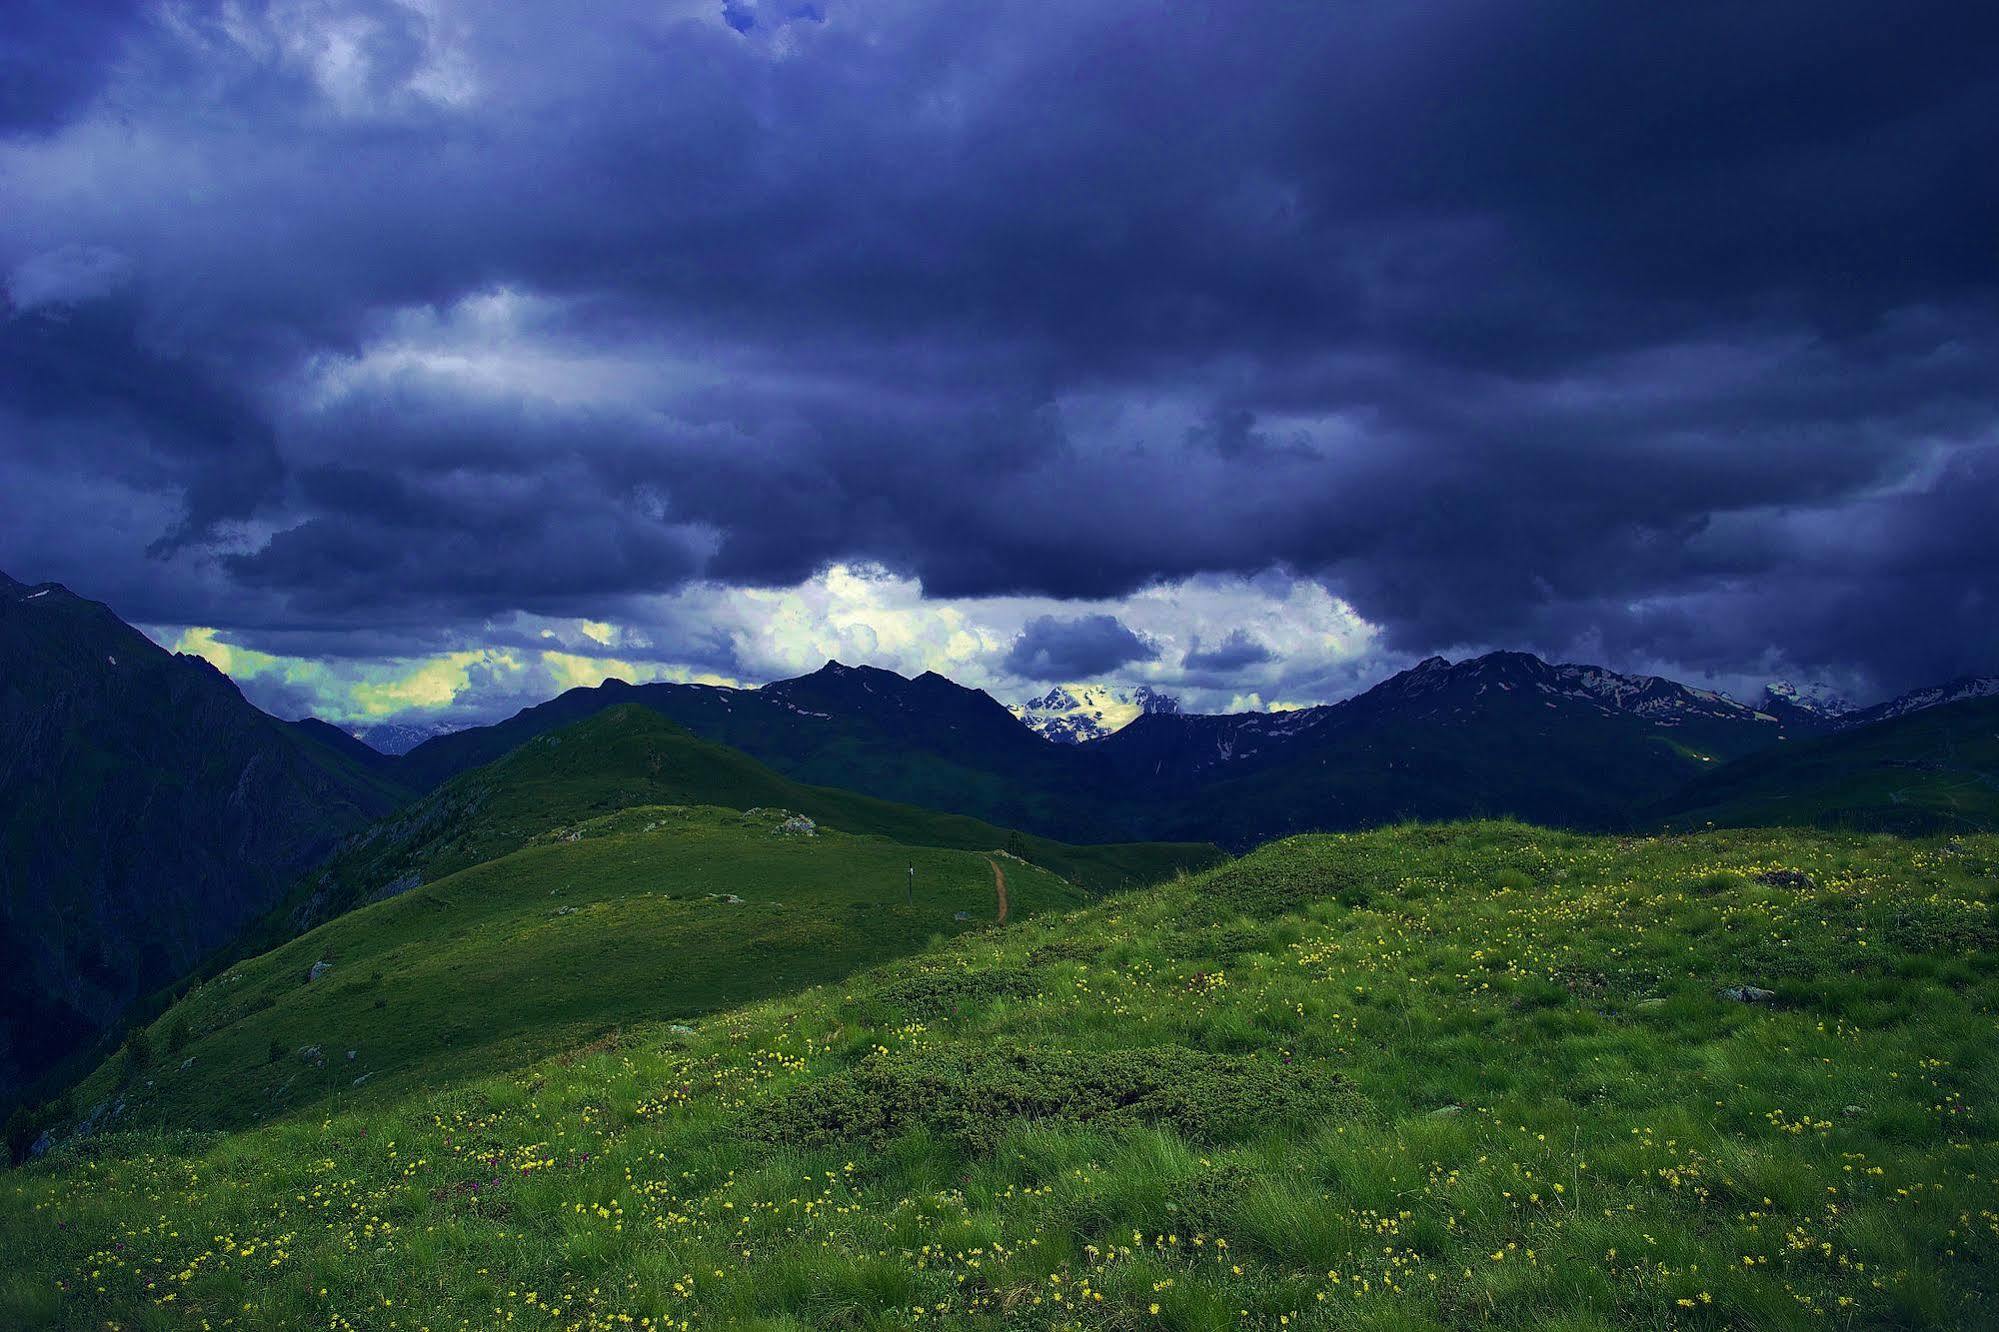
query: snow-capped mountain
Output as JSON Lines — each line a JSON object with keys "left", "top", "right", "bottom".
{"left": 1761, "top": 680, "right": 1855, "bottom": 721}
{"left": 1012, "top": 683, "right": 1181, "bottom": 744}
{"left": 1846, "top": 674, "right": 1999, "bottom": 727}
{"left": 349, "top": 719, "right": 460, "bottom": 755}
{"left": 1758, "top": 674, "right": 1998, "bottom": 730}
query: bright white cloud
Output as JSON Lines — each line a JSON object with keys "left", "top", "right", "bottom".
{"left": 156, "top": 564, "right": 1384, "bottom": 725}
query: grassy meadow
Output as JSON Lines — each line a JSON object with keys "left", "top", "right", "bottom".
{"left": 269, "top": 705, "right": 1217, "bottom": 942}
{"left": 4, "top": 821, "right": 1996, "bottom": 1329}
{"left": 54, "top": 805, "right": 1082, "bottom": 1134}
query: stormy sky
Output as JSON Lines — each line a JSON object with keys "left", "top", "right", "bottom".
{"left": 3, "top": 1, "right": 1996, "bottom": 724}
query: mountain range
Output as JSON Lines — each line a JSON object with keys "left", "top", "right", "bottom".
{"left": 1759, "top": 674, "right": 1999, "bottom": 730}
{"left": 5, "top": 566, "right": 1994, "bottom": 1114}
{"left": 385, "top": 649, "right": 1837, "bottom": 847}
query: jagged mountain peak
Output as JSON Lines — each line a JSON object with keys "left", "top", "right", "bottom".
{"left": 1012, "top": 682, "right": 1184, "bottom": 744}
{"left": 1762, "top": 680, "right": 1854, "bottom": 719}
{"left": 755, "top": 660, "right": 1029, "bottom": 745}
{"left": 1352, "top": 650, "right": 1766, "bottom": 728}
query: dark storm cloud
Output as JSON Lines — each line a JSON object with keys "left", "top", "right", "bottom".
{"left": 0, "top": 2, "right": 147, "bottom": 131}
{"left": 0, "top": 297, "right": 284, "bottom": 548}
{"left": 1004, "top": 615, "right": 1157, "bottom": 681}
{"left": 1183, "top": 631, "right": 1274, "bottom": 675}
{"left": 2, "top": 0, "right": 1997, "bottom": 702}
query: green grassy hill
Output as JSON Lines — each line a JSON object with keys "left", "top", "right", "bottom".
{"left": 7, "top": 822, "right": 1995, "bottom": 1329}
{"left": 261, "top": 703, "right": 1217, "bottom": 949}
{"left": 51, "top": 805, "right": 1085, "bottom": 1134}
{"left": 1652, "top": 696, "right": 1999, "bottom": 834}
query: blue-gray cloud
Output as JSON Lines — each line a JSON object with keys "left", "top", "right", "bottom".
{"left": 1004, "top": 615, "right": 1157, "bottom": 680}
{"left": 0, "top": 0, "right": 1995, "bottom": 702}
{"left": 1183, "top": 630, "right": 1275, "bottom": 674}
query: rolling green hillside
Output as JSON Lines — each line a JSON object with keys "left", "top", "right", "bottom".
{"left": 51, "top": 805, "right": 1085, "bottom": 1134}
{"left": 1653, "top": 696, "right": 1999, "bottom": 834}
{"left": 395, "top": 668, "right": 1087, "bottom": 839}
{"left": 259, "top": 704, "right": 1217, "bottom": 949}
{"left": 6, "top": 822, "right": 1995, "bottom": 1329}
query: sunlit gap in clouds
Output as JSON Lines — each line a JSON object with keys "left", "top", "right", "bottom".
{"left": 152, "top": 564, "right": 1381, "bottom": 726}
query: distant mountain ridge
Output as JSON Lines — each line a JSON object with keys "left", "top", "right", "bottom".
{"left": 1655, "top": 693, "right": 1999, "bottom": 835}
{"left": 391, "top": 649, "right": 1836, "bottom": 849}
{"left": 1092, "top": 650, "right": 1797, "bottom": 779}
{"left": 1761, "top": 673, "right": 1999, "bottom": 730}
{"left": 349, "top": 719, "right": 459, "bottom": 755}
{"left": 1846, "top": 674, "right": 1999, "bottom": 725}
{"left": 1760, "top": 680, "right": 1854, "bottom": 721}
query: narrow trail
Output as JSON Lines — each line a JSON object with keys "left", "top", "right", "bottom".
{"left": 986, "top": 857, "right": 1009, "bottom": 925}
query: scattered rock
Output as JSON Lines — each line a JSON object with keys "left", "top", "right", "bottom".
{"left": 1427, "top": 1104, "right": 1465, "bottom": 1118}
{"left": 346, "top": 1049, "right": 358, "bottom": 1062}
{"left": 307, "top": 960, "right": 332, "bottom": 982}
{"left": 1718, "top": 985, "right": 1777, "bottom": 1004}
{"left": 717, "top": 893, "right": 745, "bottom": 905}
{"left": 367, "top": 871, "right": 422, "bottom": 905}
{"left": 299, "top": 1044, "right": 324, "bottom": 1063}
{"left": 1843, "top": 1104, "right": 1865, "bottom": 1117}
{"left": 775, "top": 814, "right": 817, "bottom": 836}
{"left": 667, "top": 1023, "right": 697, "bottom": 1036}
{"left": 554, "top": 905, "right": 577, "bottom": 916}
{"left": 953, "top": 911, "right": 972, "bottom": 922}
{"left": 1635, "top": 997, "right": 1668, "bottom": 1009}
{"left": 58, "top": 1096, "right": 128, "bottom": 1152}
{"left": 352, "top": 1072, "right": 374, "bottom": 1087}
{"left": 1756, "top": 869, "right": 1816, "bottom": 890}
{"left": 178, "top": 1057, "right": 195, "bottom": 1071}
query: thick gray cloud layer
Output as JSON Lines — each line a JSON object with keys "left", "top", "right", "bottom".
{"left": 1183, "top": 630, "right": 1275, "bottom": 676}
{"left": 2, "top": 0, "right": 1996, "bottom": 703}
{"left": 1005, "top": 614, "right": 1157, "bottom": 681}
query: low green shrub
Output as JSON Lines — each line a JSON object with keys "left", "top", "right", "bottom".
{"left": 1198, "top": 843, "right": 1378, "bottom": 917}
{"left": 747, "top": 1042, "right": 1355, "bottom": 1153}
{"left": 862, "top": 966, "right": 1041, "bottom": 1019}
